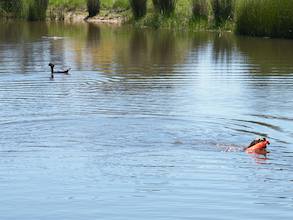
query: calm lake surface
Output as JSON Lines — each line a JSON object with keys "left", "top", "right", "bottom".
{"left": 0, "top": 21, "right": 292, "bottom": 219}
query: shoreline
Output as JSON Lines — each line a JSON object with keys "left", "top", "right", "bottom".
{"left": 47, "top": 8, "right": 129, "bottom": 25}
{"left": 1, "top": 0, "right": 293, "bottom": 39}
{"left": 46, "top": 8, "right": 231, "bottom": 33}
{"left": 2, "top": 1, "right": 293, "bottom": 39}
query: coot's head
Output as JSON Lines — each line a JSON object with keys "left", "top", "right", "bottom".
{"left": 48, "top": 63, "right": 55, "bottom": 68}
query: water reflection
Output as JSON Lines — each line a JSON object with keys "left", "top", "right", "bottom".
{"left": 86, "top": 23, "right": 101, "bottom": 48}
{"left": 1, "top": 22, "right": 293, "bottom": 76}
{"left": 0, "top": 21, "right": 50, "bottom": 73}
{"left": 0, "top": 21, "right": 48, "bottom": 43}
{"left": 113, "top": 28, "right": 191, "bottom": 77}
{"left": 212, "top": 33, "right": 235, "bottom": 64}
{"left": 236, "top": 36, "right": 293, "bottom": 74}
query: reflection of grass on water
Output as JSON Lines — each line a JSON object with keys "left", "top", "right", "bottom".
{"left": 55, "top": 23, "right": 193, "bottom": 77}
{"left": 3, "top": 20, "right": 293, "bottom": 77}
{"left": 236, "top": 37, "right": 293, "bottom": 74}
{"left": 0, "top": 21, "right": 48, "bottom": 42}
{"left": 111, "top": 28, "right": 193, "bottom": 77}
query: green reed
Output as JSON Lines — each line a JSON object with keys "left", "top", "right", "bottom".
{"left": 87, "top": 0, "right": 100, "bottom": 17}
{"left": 129, "top": 0, "right": 147, "bottom": 18}
{"left": 0, "top": 0, "right": 22, "bottom": 16}
{"left": 191, "top": 0, "right": 210, "bottom": 20}
{"left": 0, "top": 0, "right": 48, "bottom": 20}
{"left": 236, "top": 0, "right": 293, "bottom": 38}
{"left": 211, "top": 0, "right": 234, "bottom": 25}
{"left": 154, "top": 0, "right": 176, "bottom": 16}
{"left": 152, "top": 0, "right": 159, "bottom": 11}
{"left": 27, "top": 0, "right": 49, "bottom": 21}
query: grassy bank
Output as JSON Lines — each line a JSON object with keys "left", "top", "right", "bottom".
{"left": 236, "top": 0, "right": 293, "bottom": 38}
{"left": 0, "top": 0, "right": 48, "bottom": 20}
{"left": 128, "top": 0, "right": 233, "bottom": 30}
{"left": 1, "top": 0, "right": 293, "bottom": 38}
{"left": 49, "top": 0, "right": 129, "bottom": 11}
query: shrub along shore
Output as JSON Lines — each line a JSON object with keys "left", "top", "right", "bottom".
{"left": 1, "top": 0, "right": 293, "bottom": 39}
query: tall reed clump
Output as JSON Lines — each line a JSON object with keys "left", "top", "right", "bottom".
{"left": 0, "top": 0, "right": 23, "bottom": 17}
{"left": 87, "top": 0, "right": 100, "bottom": 17}
{"left": 153, "top": 0, "right": 176, "bottom": 15}
{"left": 192, "top": 0, "right": 210, "bottom": 20}
{"left": 152, "top": 0, "right": 159, "bottom": 11}
{"left": 0, "top": 0, "right": 48, "bottom": 20}
{"left": 129, "top": 0, "right": 147, "bottom": 18}
{"left": 211, "top": 0, "right": 234, "bottom": 25}
{"left": 27, "top": 0, "right": 48, "bottom": 21}
{"left": 236, "top": 0, "right": 293, "bottom": 38}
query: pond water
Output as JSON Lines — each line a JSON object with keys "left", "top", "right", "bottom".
{"left": 0, "top": 21, "right": 292, "bottom": 219}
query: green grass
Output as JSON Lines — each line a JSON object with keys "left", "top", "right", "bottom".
{"left": 48, "top": 0, "right": 129, "bottom": 10}
{"left": 133, "top": 0, "right": 234, "bottom": 31}
{"left": 211, "top": 0, "right": 234, "bottom": 25}
{"left": 154, "top": 0, "right": 176, "bottom": 15}
{"left": 191, "top": 0, "right": 210, "bottom": 20}
{"left": 48, "top": 0, "right": 234, "bottom": 30}
{"left": 87, "top": 0, "right": 100, "bottom": 17}
{"left": 129, "top": 0, "right": 147, "bottom": 18}
{"left": 132, "top": 0, "right": 191, "bottom": 29}
{"left": 49, "top": 0, "right": 86, "bottom": 8}
{"left": 0, "top": 0, "right": 49, "bottom": 20}
{"left": 110, "top": 0, "right": 129, "bottom": 10}
{"left": 236, "top": 0, "right": 293, "bottom": 38}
